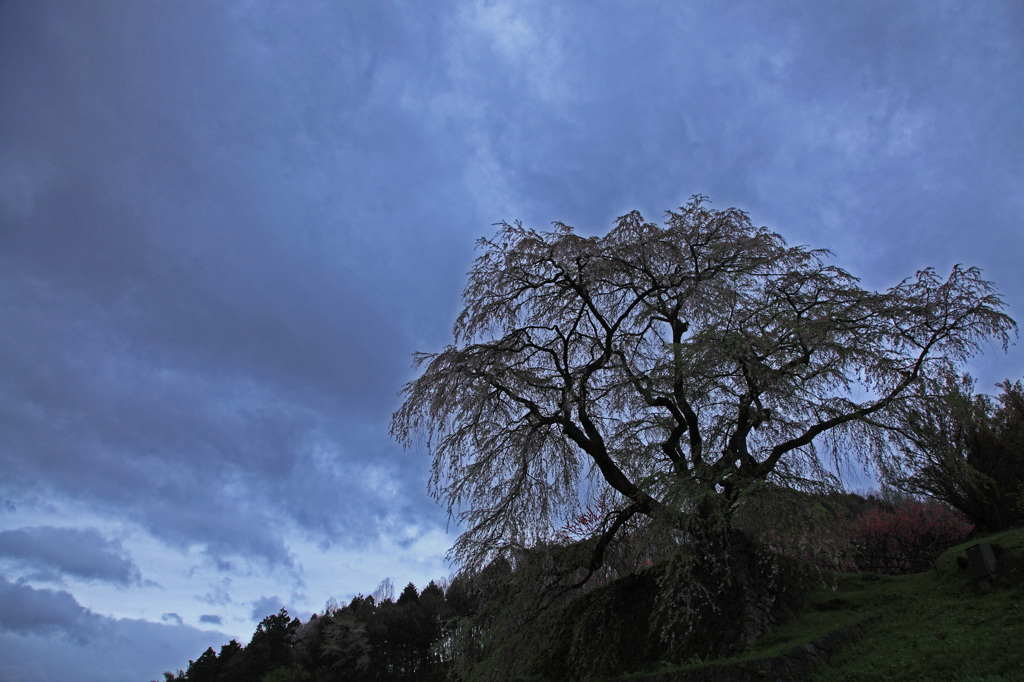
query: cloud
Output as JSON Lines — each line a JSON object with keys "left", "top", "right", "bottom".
{"left": 198, "top": 577, "right": 233, "bottom": 607}
{"left": 0, "top": 577, "right": 102, "bottom": 641}
{"left": 0, "top": 0, "right": 452, "bottom": 572}
{"left": 0, "top": 616, "right": 224, "bottom": 682}
{"left": 161, "top": 613, "right": 183, "bottom": 626}
{"left": 250, "top": 595, "right": 285, "bottom": 621}
{"left": 0, "top": 576, "right": 227, "bottom": 681}
{"left": 199, "top": 614, "right": 222, "bottom": 625}
{"left": 0, "top": 526, "right": 141, "bottom": 586}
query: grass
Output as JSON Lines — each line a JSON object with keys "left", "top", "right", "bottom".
{"left": 623, "top": 528, "right": 1024, "bottom": 681}
{"left": 804, "top": 529, "right": 1024, "bottom": 681}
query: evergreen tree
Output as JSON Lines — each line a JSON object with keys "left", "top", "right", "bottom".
{"left": 245, "top": 608, "right": 300, "bottom": 680}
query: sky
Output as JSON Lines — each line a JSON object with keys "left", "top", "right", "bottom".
{"left": 0, "top": 1, "right": 1022, "bottom": 680}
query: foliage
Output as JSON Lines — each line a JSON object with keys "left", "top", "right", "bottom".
{"left": 895, "top": 374, "right": 1024, "bottom": 531}
{"left": 439, "top": 533, "right": 822, "bottom": 680}
{"left": 466, "top": 567, "right": 665, "bottom": 680}
{"left": 390, "top": 196, "right": 1013, "bottom": 664}
{"left": 553, "top": 488, "right": 686, "bottom": 588}
{"left": 391, "top": 196, "right": 1015, "bottom": 580}
{"left": 742, "top": 487, "right": 974, "bottom": 577}
{"left": 164, "top": 587, "right": 450, "bottom": 682}
{"left": 735, "top": 485, "right": 859, "bottom": 574}
{"left": 651, "top": 529, "right": 785, "bottom": 661}
{"left": 849, "top": 498, "right": 974, "bottom": 575}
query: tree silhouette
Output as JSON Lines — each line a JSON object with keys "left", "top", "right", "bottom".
{"left": 392, "top": 196, "right": 1015, "bottom": 655}
{"left": 245, "top": 608, "right": 299, "bottom": 680}
{"left": 393, "top": 196, "right": 1015, "bottom": 572}
{"left": 897, "top": 374, "right": 1024, "bottom": 531}
{"left": 183, "top": 647, "right": 218, "bottom": 682}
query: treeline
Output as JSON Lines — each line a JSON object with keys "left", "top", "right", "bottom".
{"left": 161, "top": 580, "right": 456, "bottom": 681}
{"left": 161, "top": 489, "right": 982, "bottom": 682}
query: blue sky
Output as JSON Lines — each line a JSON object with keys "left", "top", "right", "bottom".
{"left": 1, "top": 2, "right": 1022, "bottom": 680}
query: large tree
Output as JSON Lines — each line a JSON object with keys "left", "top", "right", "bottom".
{"left": 391, "top": 196, "right": 1016, "bottom": 573}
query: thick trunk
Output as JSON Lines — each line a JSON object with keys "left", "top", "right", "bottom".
{"left": 656, "top": 527, "right": 788, "bottom": 660}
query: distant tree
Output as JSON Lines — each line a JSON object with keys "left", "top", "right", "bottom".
{"left": 165, "top": 578, "right": 457, "bottom": 682}
{"left": 372, "top": 577, "right": 395, "bottom": 604}
{"left": 420, "top": 580, "right": 445, "bottom": 603}
{"left": 418, "top": 580, "right": 448, "bottom": 656}
{"left": 388, "top": 587, "right": 421, "bottom": 676}
{"left": 245, "top": 608, "right": 300, "bottom": 680}
{"left": 184, "top": 647, "right": 219, "bottom": 682}
{"left": 397, "top": 582, "right": 420, "bottom": 606}
{"left": 321, "top": 608, "right": 371, "bottom": 677}
{"left": 389, "top": 582, "right": 447, "bottom": 679}
{"left": 895, "top": 374, "right": 1024, "bottom": 531}
{"left": 290, "top": 614, "right": 328, "bottom": 678}
{"left": 392, "top": 196, "right": 1015, "bottom": 654}
{"left": 215, "top": 639, "right": 245, "bottom": 682}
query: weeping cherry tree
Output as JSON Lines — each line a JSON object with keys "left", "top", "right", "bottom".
{"left": 391, "top": 196, "right": 1016, "bottom": 578}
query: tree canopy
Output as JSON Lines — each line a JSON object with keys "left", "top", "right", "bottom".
{"left": 392, "top": 196, "right": 1016, "bottom": 571}
{"left": 895, "top": 374, "right": 1024, "bottom": 531}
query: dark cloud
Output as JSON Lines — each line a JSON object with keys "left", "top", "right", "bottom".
{"left": 250, "top": 595, "right": 285, "bottom": 622}
{"left": 0, "top": 577, "right": 101, "bottom": 641}
{"left": 161, "top": 613, "right": 184, "bottom": 627}
{"left": 199, "top": 614, "right": 223, "bottom": 625}
{"left": 0, "top": 586, "right": 225, "bottom": 682}
{"left": 0, "top": 0, "right": 455, "bottom": 568}
{"left": 0, "top": 527, "right": 141, "bottom": 586}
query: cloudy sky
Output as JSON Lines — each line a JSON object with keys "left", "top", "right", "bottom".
{"left": 1, "top": 1, "right": 1022, "bottom": 680}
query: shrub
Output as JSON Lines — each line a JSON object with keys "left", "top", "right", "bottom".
{"left": 850, "top": 499, "right": 973, "bottom": 574}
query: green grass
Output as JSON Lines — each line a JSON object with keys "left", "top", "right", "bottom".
{"left": 623, "top": 528, "right": 1024, "bottom": 681}
{"left": 804, "top": 529, "right": 1024, "bottom": 682}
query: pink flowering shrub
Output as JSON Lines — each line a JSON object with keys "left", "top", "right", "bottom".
{"left": 741, "top": 490, "right": 974, "bottom": 576}
{"left": 849, "top": 499, "right": 974, "bottom": 575}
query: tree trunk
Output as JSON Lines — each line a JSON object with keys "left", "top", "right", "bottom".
{"left": 656, "top": 527, "right": 784, "bottom": 660}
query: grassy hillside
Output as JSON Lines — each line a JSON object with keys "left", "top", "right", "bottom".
{"left": 636, "top": 528, "right": 1024, "bottom": 681}
{"left": 807, "top": 527, "right": 1024, "bottom": 681}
